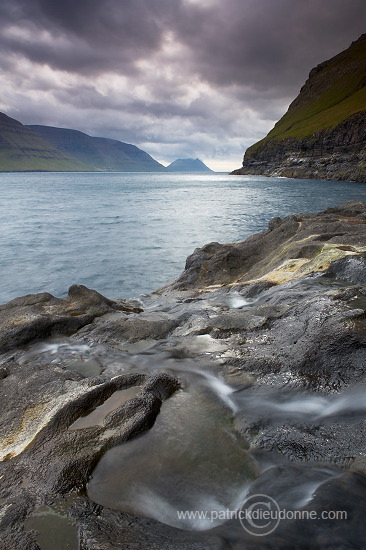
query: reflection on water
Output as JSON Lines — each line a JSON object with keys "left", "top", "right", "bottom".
{"left": 87, "top": 377, "right": 257, "bottom": 530}
{"left": 24, "top": 500, "right": 79, "bottom": 550}
{"left": 69, "top": 386, "right": 141, "bottom": 430}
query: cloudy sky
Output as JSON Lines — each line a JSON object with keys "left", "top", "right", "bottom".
{"left": 0, "top": 0, "right": 365, "bottom": 171}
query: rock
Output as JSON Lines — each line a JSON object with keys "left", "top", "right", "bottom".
{"left": 76, "top": 311, "right": 182, "bottom": 352}
{"left": 0, "top": 284, "right": 141, "bottom": 352}
{"left": 209, "top": 310, "right": 268, "bottom": 332}
{"left": 71, "top": 500, "right": 219, "bottom": 550}
{"left": 0, "top": 364, "right": 180, "bottom": 546}
{"left": 171, "top": 201, "right": 366, "bottom": 289}
{"left": 324, "top": 254, "right": 366, "bottom": 285}
{"left": 141, "top": 372, "right": 181, "bottom": 400}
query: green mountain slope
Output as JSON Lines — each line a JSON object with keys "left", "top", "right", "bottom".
{"left": 232, "top": 34, "right": 366, "bottom": 182}
{"left": 0, "top": 113, "right": 94, "bottom": 172}
{"left": 166, "top": 158, "right": 213, "bottom": 172}
{"left": 28, "top": 125, "right": 166, "bottom": 172}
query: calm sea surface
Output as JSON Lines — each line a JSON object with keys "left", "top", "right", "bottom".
{"left": 1, "top": 171, "right": 366, "bottom": 304}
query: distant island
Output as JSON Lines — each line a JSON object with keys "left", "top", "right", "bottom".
{"left": 232, "top": 34, "right": 366, "bottom": 182}
{"left": 166, "top": 158, "right": 213, "bottom": 172}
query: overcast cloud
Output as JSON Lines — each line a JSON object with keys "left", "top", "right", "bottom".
{"left": 0, "top": 0, "right": 365, "bottom": 170}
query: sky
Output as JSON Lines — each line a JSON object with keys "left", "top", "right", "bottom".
{"left": 0, "top": 0, "right": 365, "bottom": 171}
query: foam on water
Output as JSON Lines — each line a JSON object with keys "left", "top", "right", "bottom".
{"left": 18, "top": 339, "right": 102, "bottom": 376}
{"left": 190, "top": 368, "right": 238, "bottom": 412}
{"left": 234, "top": 385, "right": 366, "bottom": 422}
{"left": 229, "top": 293, "right": 251, "bottom": 309}
{"left": 126, "top": 351, "right": 238, "bottom": 413}
{"left": 19, "top": 340, "right": 93, "bottom": 363}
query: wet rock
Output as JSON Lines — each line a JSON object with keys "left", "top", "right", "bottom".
{"left": 71, "top": 499, "right": 219, "bottom": 550}
{"left": 77, "top": 311, "right": 181, "bottom": 348}
{"left": 141, "top": 371, "right": 181, "bottom": 400}
{"left": 209, "top": 311, "right": 268, "bottom": 333}
{"left": 324, "top": 254, "right": 366, "bottom": 285}
{"left": 0, "top": 365, "right": 181, "bottom": 547}
{"left": 0, "top": 285, "right": 142, "bottom": 353}
{"left": 171, "top": 201, "right": 366, "bottom": 289}
{"left": 274, "top": 469, "right": 366, "bottom": 549}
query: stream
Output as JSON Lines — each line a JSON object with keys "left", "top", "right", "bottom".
{"left": 20, "top": 338, "right": 363, "bottom": 545}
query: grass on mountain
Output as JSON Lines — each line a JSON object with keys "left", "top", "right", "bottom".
{"left": 246, "top": 36, "right": 366, "bottom": 156}
{"left": 0, "top": 150, "right": 92, "bottom": 171}
{"left": 0, "top": 125, "right": 94, "bottom": 171}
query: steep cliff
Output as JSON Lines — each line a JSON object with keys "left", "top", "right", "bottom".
{"left": 28, "top": 125, "right": 166, "bottom": 172}
{"left": 232, "top": 34, "right": 366, "bottom": 182}
{"left": 0, "top": 113, "right": 93, "bottom": 171}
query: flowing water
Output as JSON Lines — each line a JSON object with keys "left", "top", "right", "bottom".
{"left": 85, "top": 351, "right": 361, "bottom": 531}
{"left": 19, "top": 338, "right": 361, "bottom": 536}
{"left": 1, "top": 171, "right": 366, "bottom": 304}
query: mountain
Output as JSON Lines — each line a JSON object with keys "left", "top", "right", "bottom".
{"left": 232, "top": 34, "right": 366, "bottom": 182}
{"left": 28, "top": 125, "right": 166, "bottom": 172}
{"left": 166, "top": 158, "right": 213, "bottom": 172}
{"left": 0, "top": 112, "right": 93, "bottom": 171}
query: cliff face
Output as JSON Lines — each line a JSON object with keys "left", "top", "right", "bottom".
{"left": 232, "top": 35, "right": 366, "bottom": 182}
{"left": 28, "top": 125, "right": 166, "bottom": 172}
{"left": 0, "top": 113, "right": 93, "bottom": 172}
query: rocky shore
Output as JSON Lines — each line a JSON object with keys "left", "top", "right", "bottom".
{"left": 232, "top": 111, "right": 366, "bottom": 182}
{"left": 1, "top": 201, "right": 366, "bottom": 549}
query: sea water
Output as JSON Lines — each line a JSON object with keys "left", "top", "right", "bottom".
{"left": 0, "top": 171, "right": 366, "bottom": 304}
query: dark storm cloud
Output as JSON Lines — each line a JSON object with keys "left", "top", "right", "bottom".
{"left": 0, "top": 0, "right": 366, "bottom": 98}
{"left": 172, "top": 0, "right": 366, "bottom": 93}
{"left": 1, "top": 0, "right": 365, "bottom": 90}
{"left": 0, "top": 0, "right": 177, "bottom": 74}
